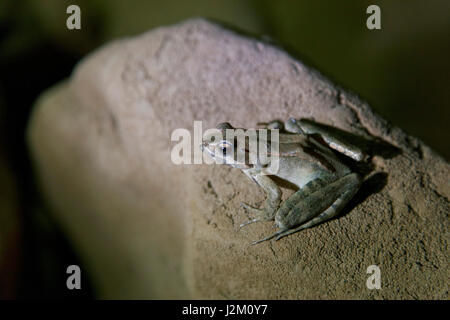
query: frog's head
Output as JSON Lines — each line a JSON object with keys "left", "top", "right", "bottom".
{"left": 201, "top": 122, "right": 251, "bottom": 169}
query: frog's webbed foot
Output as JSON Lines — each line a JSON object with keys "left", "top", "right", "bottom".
{"left": 239, "top": 202, "right": 276, "bottom": 228}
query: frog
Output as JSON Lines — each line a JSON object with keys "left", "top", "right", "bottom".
{"left": 201, "top": 118, "right": 365, "bottom": 245}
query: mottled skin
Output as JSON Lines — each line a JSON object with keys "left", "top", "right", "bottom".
{"left": 201, "top": 118, "right": 364, "bottom": 244}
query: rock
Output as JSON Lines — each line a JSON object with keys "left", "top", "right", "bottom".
{"left": 28, "top": 18, "right": 449, "bottom": 299}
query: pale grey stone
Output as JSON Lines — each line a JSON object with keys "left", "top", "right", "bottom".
{"left": 28, "top": 19, "right": 449, "bottom": 299}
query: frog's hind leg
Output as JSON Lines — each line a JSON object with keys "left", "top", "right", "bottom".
{"left": 252, "top": 173, "right": 361, "bottom": 245}
{"left": 249, "top": 178, "right": 327, "bottom": 244}
{"left": 274, "top": 173, "right": 361, "bottom": 242}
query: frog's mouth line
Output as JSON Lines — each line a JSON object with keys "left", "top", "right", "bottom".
{"left": 201, "top": 142, "right": 257, "bottom": 170}
{"left": 200, "top": 142, "right": 211, "bottom": 156}
{"left": 200, "top": 142, "right": 218, "bottom": 161}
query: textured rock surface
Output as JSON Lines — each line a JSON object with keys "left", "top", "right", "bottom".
{"left": 28, "top": 19, "right": 448, "bottom": 299}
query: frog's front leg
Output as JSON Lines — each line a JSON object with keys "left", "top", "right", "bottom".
{"left": 252, "top": 173, "right": 361, "bottom": 245}
{"left": 240, "top": 173, "right": 281, "bottom": 227}
{"left": 285, "top": 118, "right": 366, "bottom": 161}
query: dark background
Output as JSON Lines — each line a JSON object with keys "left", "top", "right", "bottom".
{"left": 0, "top": 0, "right": 448, "bottom": 299}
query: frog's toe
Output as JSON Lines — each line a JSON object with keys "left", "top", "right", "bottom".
{"left": 251, "top": 229, "right": 286, "bottom": 245}
{"left": 240, "top": 202, "right": 265, "bottom": 216}
{"left": 239, "top": 218, "right": 260, "bottom": 228}
{"left": 240, "top": 202, "right": 259, "bottom": 211}
{"left": 239, "top": 203, "right": 261, "bottom": 228}
{"left": 239, "top": 203, "right": 268, "bottom": 228}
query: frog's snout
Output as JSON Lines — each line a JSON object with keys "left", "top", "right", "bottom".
{"left": 200, "top": 141, "right": 215, "bottom": 158}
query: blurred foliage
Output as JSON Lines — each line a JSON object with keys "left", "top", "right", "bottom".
{"left": 256, "top": 0, "right": 450, "bottom": 159}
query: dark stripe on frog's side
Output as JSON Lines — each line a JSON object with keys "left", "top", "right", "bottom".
{"left": 302, "top": 146, "right": 337, "bottom": 173}
{"left": 260, "top": 143, "right": 337, "bottom": 174}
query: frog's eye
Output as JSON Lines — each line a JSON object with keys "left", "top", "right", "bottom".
{"left": 218, "top": 141, "right": 231, "bottom": 155}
